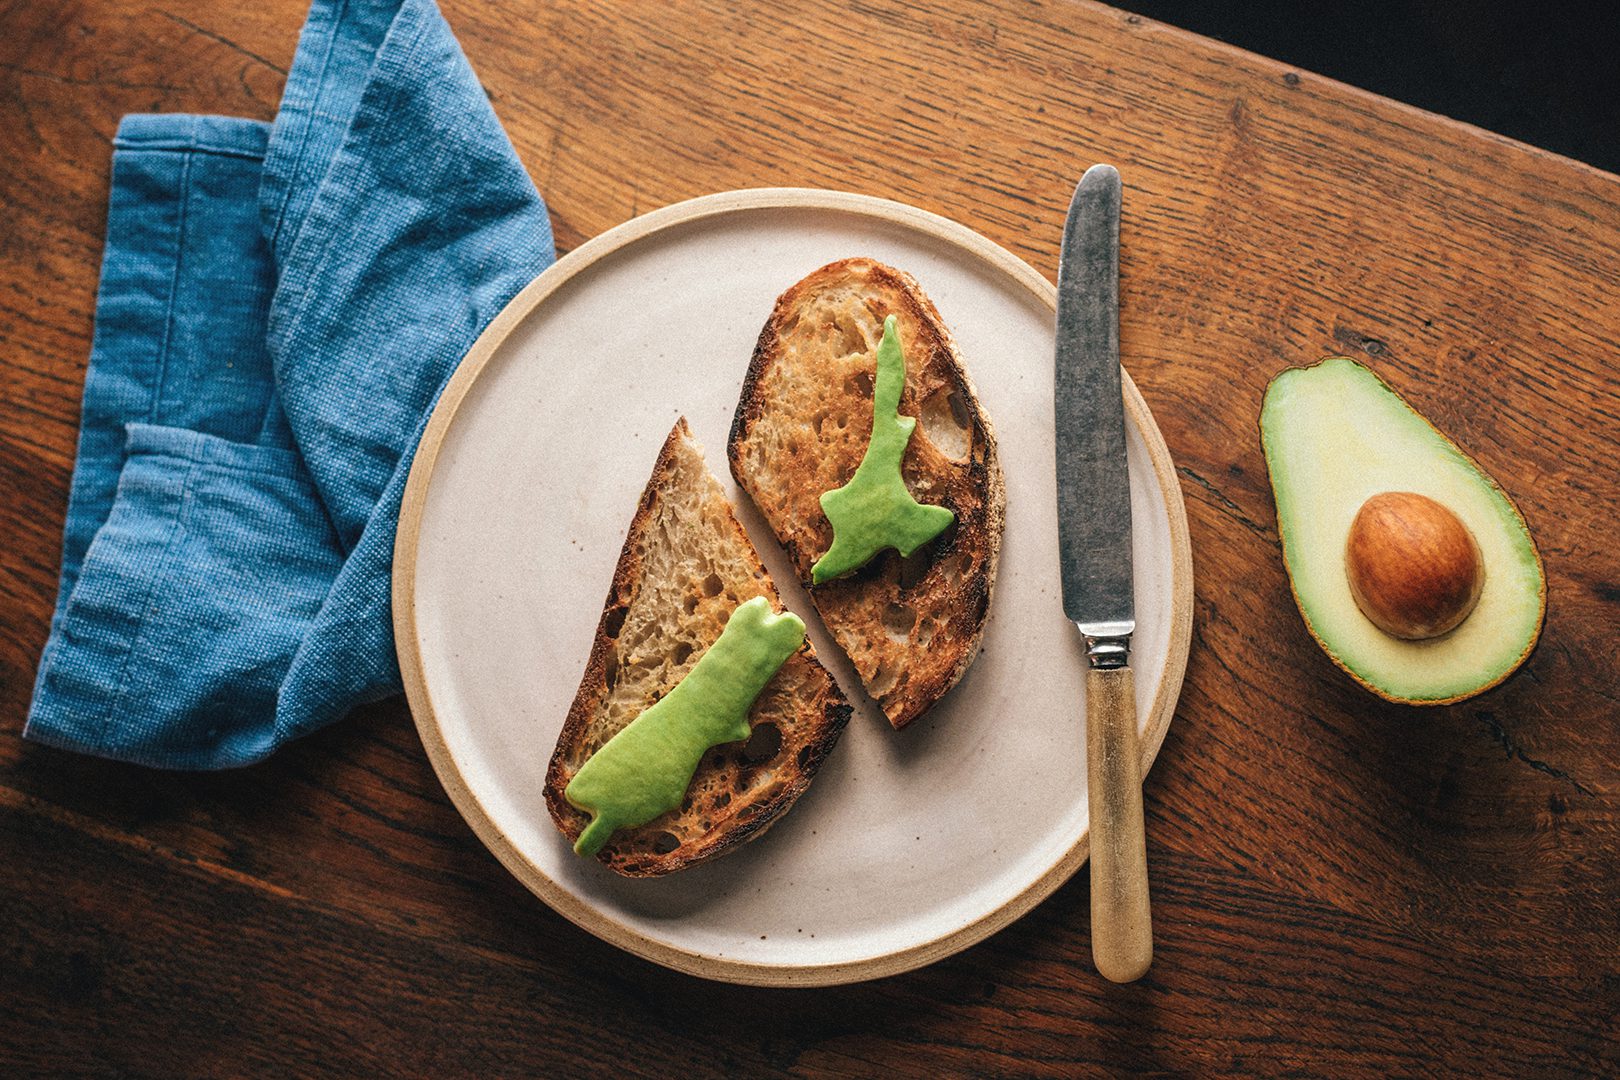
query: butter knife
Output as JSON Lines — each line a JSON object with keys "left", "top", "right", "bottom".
{"left": 1055, "top": 163, "right": 1152, "bottom": 983}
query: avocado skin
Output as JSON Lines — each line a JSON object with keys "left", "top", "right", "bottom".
{"left": 1259, "top": 357, "right": 1546, "bottom": 706}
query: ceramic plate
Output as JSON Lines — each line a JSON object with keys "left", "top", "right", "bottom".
{"left": 394, "top": 189, "right": 1193, "bottom": 986}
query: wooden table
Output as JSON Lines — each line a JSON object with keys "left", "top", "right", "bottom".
{"left": 4, "top": 1, "right": 1617, "bottom": 1074}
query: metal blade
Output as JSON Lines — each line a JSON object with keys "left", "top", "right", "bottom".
{"left": 1055, "top": 164, "right": 1135, "bottom": 646}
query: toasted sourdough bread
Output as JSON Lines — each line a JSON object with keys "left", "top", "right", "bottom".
{"left": 728, "top": 258, "right": 1005, "bottom": 729}
{"left": 544, "top": 418, "right": 851, "bottom": 876}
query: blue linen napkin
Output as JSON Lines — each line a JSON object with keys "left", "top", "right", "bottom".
{"left": 26, "top": 0, "right": 555, "bottom": 768}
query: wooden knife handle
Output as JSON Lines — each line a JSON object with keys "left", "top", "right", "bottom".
{"left": 1086, "top": 665, "right": 1153, "bottom": 982}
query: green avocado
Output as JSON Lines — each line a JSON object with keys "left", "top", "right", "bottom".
{"left": 811, "top": 315, "right": 955, "bottom": 584}
{"left": 1259, "top": 357, "right": 1545, "bottom": 705}
{"left": 564, "top": 597, "right": 804, "bottom": 856}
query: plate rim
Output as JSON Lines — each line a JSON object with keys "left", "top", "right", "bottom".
{"left": 392, "top": 187, "right": 1194, "bottom": 987}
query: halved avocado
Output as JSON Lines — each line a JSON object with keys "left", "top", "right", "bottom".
{"left": 1259, "top": 357, "right": 1545, "bottom": 705}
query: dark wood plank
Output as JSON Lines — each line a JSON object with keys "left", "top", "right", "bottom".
{"left": 2, "top": 0, "right": 1617, "bottom": 1075}
{"left": 5, "top": 746, "right": 1614, "bottom": 1077}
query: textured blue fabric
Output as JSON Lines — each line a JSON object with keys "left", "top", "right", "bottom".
{"left": 26, "top": 0, "right": 555, "bottom": 768}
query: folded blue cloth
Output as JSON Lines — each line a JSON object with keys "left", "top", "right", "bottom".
{"left": 26, "top": 0, "right": 555, "bottom": 768}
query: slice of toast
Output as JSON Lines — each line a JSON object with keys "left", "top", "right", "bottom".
{"left": 544, "top": 418, "right": 851, "bottom": 877}
{"left": 728, "top": 258, "right": 1005, "bottom": 729}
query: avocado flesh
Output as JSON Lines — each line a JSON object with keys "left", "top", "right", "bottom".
{"left": 1260, "top": 358, "right": 1544, "bottom": 704}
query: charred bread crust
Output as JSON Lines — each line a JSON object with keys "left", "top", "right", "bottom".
{"left": 728, "top": 259, "right": 1005, "bottom": 729}
{"left": 544, "top": 418, "right": 851, "bottom": 877}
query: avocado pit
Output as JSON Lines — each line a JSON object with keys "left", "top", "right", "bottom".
{"left": 1344, "top": 492, "right": 1484, "bottom": 640}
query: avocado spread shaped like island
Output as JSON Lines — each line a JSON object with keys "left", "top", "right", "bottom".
{"left": 1260, "top": 357, "right": 1545, "bottom": 704}
{"left": 565, "top": 596, "right": 806, "bottom": 856}
{"left": 811, "top": 315, "right": 956, "bottom": 583}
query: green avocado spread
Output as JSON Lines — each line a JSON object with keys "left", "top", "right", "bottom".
{"left": 565, "top": 596, "right": 805, "bottom": 857}
{"left": 811, "top": 315, "right": 955, "bottom": 584}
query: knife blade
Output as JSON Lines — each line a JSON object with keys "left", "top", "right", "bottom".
{"left": 1056, "top": 164, "right": 1134, "bottom": 646}
{"left": 1054, "top": 163, "right": 1153, "bottom": 983}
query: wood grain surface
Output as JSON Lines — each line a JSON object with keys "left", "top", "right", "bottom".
{"left": 2, "top": 0, "right": 1617, "bottom": 1075}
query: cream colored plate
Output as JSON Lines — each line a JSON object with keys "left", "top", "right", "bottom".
{"left": 394, "top": 189, "right": 1193, "bottom": 986}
